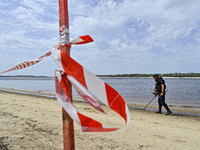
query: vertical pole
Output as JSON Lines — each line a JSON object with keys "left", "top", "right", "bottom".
{"left": 58, "top": 0, "right": 75, "bottom": 150}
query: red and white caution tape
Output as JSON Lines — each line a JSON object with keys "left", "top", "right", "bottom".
{"left": 70, "top": 35, "right": 93, "bottom": 45}
{"left": 52, "top": 45, "right": 130, "bottom": 132}
{"left": 0, "top": 35, "right": 93, "bottom": 74}
{"left": 0, "top": 51, "right": 51, "bottom": 74}
{"left": 0, "top": 34, "right": 130, "bottom": 132}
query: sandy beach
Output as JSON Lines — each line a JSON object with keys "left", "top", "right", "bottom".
{"left": 0, "top": 90, "right": 200, "bottom": 150}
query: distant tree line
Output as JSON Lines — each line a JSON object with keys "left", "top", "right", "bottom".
{"left": 1, "top": 73, "right": 200, "bottom": 78}
{"left": 97, "top": 72, "right": 200, "bottom": 78}
{"left": 0, "top": 75, "right": 49, "bottom": 77}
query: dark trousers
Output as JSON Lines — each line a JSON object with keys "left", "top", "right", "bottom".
{"left": 158, "top": 93, "right": 170, "bottom": 112}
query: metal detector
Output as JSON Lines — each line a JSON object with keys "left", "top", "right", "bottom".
{"left": 144, "top": 90, "right": 168, "bottom": 110}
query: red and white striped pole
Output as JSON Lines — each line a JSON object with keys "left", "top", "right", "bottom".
{"left": 58, "top": 0, "right": 75, "bottom": 149}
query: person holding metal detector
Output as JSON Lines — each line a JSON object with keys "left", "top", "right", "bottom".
{"left": 152, "top": 74, "right": 172, "bottom": 115}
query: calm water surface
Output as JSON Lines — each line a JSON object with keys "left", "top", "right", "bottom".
{"left": 0, "top": 77, "right": 200, "bottom": 109}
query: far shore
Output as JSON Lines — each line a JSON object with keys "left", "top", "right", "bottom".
{"left": 1, "top": 75, "right": 200, "bottom": 79}
{"left": 98, "top": 76, "right": 200, "bottom": 78}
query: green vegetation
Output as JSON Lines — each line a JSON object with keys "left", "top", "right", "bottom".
{"left": 97, "top": 72, "right": 200, "bottom": 78}
{"left": 0, "top": 75, "right": 51, "bottom": 78}
{"left": 1, "top": 73, "right": 200, "bottom": 78}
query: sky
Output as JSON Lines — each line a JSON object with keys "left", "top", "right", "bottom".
{"left": 0, "top": 0, "right": 200, "bottom": 76}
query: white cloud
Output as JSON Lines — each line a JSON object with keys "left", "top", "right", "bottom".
{"left": 68, "top": 0, "right": 200, "bottom": 74}
{"left": 19, "top": 0, "right": 57, "bottom": 14}
{"left": 0, "top": 0, "right": 200, "bottom": 76}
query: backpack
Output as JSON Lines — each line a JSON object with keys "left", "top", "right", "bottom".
{"left": 155, "top": 77, "right": 166, "bottom": 92}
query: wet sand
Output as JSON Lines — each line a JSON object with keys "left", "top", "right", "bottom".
{"left": 1, "top": 87, "right": 200, "bottom": 116}
{"left": 0, "top": 90, "right": 200, "bottom": 150}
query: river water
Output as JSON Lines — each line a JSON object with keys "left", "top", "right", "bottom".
{"left": 0, "top": 76, "right": 200, "bottom": 111}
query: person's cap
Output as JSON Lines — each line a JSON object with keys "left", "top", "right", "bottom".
{"left": 152, "top": 74, "right": 159, "bottom": 77}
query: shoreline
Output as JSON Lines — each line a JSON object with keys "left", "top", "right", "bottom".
{"left": 1, "top": 76, "right": 200, "bottom": 79}
{"left": 98, "top": 76, "right": 200, "bottom": 78}
{"left": 1, "top": 87, "right": 200, "bottom": 117}
{"left": 0, "top": 90, "right": 200, "bottom": 150}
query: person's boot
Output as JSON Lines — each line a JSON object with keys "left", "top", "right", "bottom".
{"left": 155, "top": 110, "right": 162, "bottom": 114}
{"left": 165, "top": 110, "right": 172, "bottom": 115}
